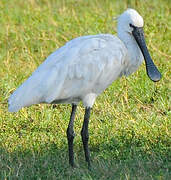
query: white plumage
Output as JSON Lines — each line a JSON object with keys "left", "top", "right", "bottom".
{"left": 9, "top": 33, "right": 130, "bottom": 112}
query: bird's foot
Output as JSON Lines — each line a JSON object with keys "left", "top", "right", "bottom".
{"left": 87, "top": 162, "right": 92, "bottom": 171}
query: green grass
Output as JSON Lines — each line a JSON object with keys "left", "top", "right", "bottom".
{"left": 0, "top": 0, "right": 171, "bottom": 179}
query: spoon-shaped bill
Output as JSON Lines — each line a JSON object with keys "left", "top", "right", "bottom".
{"left": 132, "top": 26, "right": 161, "bottom": 82}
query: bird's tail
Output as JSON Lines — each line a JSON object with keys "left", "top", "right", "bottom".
{"left": 8, "top": 74, "right": 43, "bottom": 112}
{"left": 8, "top": 92, "right": 22, "bottom": 112}
{"left": 8, "top": 81, "right": 32, "bottom": 112}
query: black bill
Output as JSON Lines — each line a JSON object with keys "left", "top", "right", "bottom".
{"left": 132, "top": 25, "right": 161, "bottom": 82}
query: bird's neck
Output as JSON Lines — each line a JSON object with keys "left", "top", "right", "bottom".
{"left": 118, "top": 30, "right": 144, "bottom": 76}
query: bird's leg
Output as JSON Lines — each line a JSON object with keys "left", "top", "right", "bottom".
{"left": 67, "top": 104, "right": 77, "bottom": 167}
{"left": 81, "top": 107, "right": 91, "bottom": 168}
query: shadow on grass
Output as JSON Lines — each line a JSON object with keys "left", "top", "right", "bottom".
{"left": 0, "top": 134, "right": 170, "bottom": 179}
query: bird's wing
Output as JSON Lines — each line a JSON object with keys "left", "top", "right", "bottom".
{"left": 8, "top": 34, "right": 127, "bottom": 112}
{"left": 45, "top": 34, "right": 127, "bottom": 103}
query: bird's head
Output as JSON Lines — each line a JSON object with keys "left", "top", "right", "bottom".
{"left": 117, "top": 9, "right": 161, "bottom": 82}
{"left": 117, "top": 8, "right": 144, "bottom": 33}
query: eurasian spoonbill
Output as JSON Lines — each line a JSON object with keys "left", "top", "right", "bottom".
{"left": 8, "top": 9, "right": 161, "bottom": 168}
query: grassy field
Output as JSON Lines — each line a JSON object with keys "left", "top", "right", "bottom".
{"left": 0, "top": 0, "right": 170, "bottom": 179}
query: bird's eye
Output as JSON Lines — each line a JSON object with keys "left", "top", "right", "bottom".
{"left": 129, "top": 24, "right": 136, "bottom": 29}
{"left": 129, "top": 23, "right": 133, "bottom": 27}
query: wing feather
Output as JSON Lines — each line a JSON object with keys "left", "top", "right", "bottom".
{"left": 8, "top": 34, "right": 127, "bottom": 112}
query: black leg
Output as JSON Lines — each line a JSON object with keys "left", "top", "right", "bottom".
{"left": 67, "top": 104, "right": 77, "bottom": 167}
{"left": 81, "top": 107, "right": 91, "bottom": 168}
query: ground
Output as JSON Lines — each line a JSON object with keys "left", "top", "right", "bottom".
{"left": 0, "top": 0, "right": 170, "bottom": 179}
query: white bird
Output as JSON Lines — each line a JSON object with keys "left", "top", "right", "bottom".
{"left": 8, "top": 9, "right": 161, "bottom": 168}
